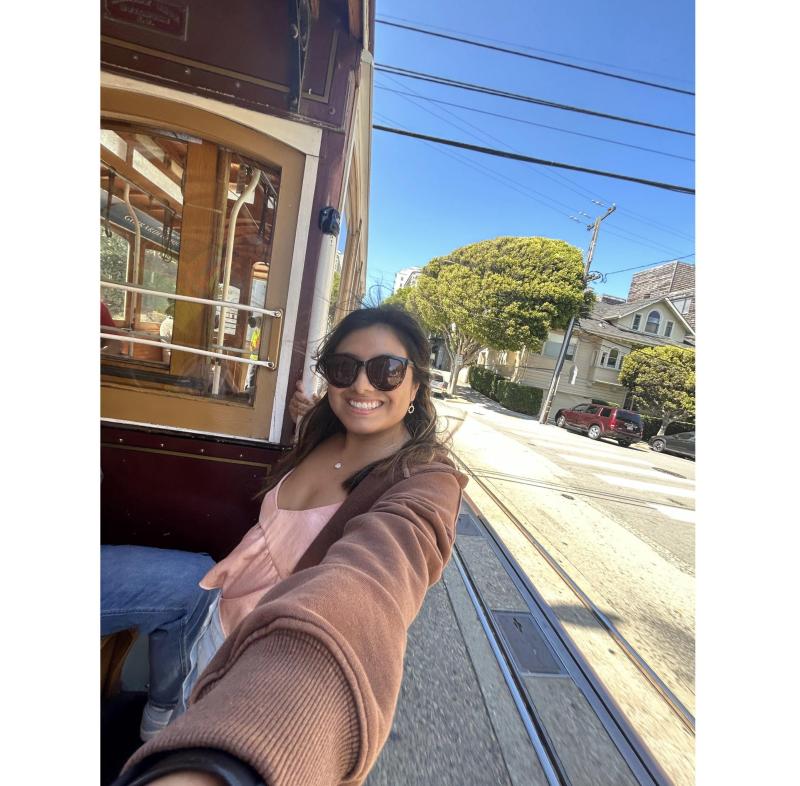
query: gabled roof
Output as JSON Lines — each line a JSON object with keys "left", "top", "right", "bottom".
{"left": 590, "top": 294, "right": 695, "bottom": 336}
{"left": 577, "top": 316, "right": 694, "bottom": 349}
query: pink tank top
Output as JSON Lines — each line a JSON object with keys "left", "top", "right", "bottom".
{"left": 200, "top": 471, "right": 343, "bottom": 636}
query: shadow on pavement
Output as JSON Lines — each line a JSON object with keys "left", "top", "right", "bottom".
{"left": 446, "top": 386, "right": 541, "bottom": 421}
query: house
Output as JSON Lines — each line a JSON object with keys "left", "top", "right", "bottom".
{"left": 627, "top": 260, "right": 695, "bottom": 331}
{"left": 392, "top": 267, "right": 422, "bottom": 293}
{"left": 479, "top": 280, "right": 696, "bottom": 417}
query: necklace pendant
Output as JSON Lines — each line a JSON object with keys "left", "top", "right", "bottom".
{"left": 334, "top": 461, "right": 343, "bottom": 470}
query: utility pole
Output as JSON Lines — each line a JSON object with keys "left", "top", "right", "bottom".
{"left": 538, "top": 204, "right": 616, "bottom": 424}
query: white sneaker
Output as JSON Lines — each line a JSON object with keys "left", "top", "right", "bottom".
{"left": 139, "top": 701, "right": 174, "bottom": 742}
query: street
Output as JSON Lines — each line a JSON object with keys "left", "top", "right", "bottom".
{"left": 435, "top": 387, "right": 695, "bottom": 783}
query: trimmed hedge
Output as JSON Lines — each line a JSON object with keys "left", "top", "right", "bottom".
{"left": 468, "top": 366, "right": 544, "bottom": 417}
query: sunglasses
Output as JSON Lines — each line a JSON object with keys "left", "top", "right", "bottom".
{"left": 317, "top": 353, "right": 415, "bottom": 391}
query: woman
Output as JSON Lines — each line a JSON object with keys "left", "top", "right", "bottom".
{"left": 109, "top": 306, "right": 467, "bottom": 786}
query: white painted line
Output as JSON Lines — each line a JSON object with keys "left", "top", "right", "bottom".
{"left": 651, "top": 503, "right": 696, "bottom": 523}
{"left": 594, "top": 474, "right": 696, "bottom": 499}
{"left": 529, "top": 440, "right": 653, "bottom": 465}
{"left": 563, "top": 455, "right": 695, "bottom": 484}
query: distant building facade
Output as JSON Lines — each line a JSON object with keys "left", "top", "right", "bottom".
{"left": 627, "top": 260, "right": 695, "bottom": 330}
{"left": 393, "top": 267, "right": 421, "bottom": 293}
{"left": 479, "top": 259, "right": 696, "bottom": 417}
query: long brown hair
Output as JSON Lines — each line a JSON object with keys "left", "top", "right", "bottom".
{"left": 264, "top": 306, "right": 450, "bottom": 493}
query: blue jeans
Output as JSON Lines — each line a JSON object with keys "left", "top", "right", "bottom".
{"left": 101, "top": 545, "right": 216, "bottom": 712}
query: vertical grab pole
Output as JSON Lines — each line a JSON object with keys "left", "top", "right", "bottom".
{"left": 213, "top": 167, "right": 261, "bottom": 394}
{"left": 122, "top": 183, "right": 142, "bottom": 355}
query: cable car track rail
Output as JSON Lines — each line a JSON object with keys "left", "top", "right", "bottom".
{"left": 470, "top": 466, "right": 694, "bottom": 513}
{"left": 454, "top": 453, "right": 696, "bottom": 736}
{"left": 452, "top": 549, "right": 567, "bottom": 786}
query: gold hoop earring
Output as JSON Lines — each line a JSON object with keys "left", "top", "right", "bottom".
{"left": 407, "top": 403, "right": 415, "bottom": 414}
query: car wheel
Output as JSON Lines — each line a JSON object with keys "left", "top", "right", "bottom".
{"left": 556, "top": 415, "right": 566, "bottom": 428}
{"left": 588, "top": 424, "right": 601, "bottom": 440}
{"left": 651, "top": 439, "right": 666, "bottom": 453}
{"left": 617, "top": 440, "right": 631, "bottom": 448}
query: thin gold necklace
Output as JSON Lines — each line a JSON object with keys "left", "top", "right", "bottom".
{"left": 333, "top": 434, "right": 407, "bottom": 471}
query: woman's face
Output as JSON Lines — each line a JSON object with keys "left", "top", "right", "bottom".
{"left": 326, "top": 324, "right": 420, "bottom": 438}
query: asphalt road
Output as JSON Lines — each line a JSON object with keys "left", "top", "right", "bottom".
{"left": 434, "top": 388, "right": 696, "bottom": 721}
{"left": 454, "top": 391, "right": 695, "bottom": 576}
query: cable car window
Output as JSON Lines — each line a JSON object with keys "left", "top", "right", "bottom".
{"left": 100, "top": 122, "right": 281, "bottom": 405}
{"left": 100, "top": 229, "right": 129, "bottom": 321}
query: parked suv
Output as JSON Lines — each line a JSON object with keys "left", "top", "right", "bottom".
{"left": 553, "top": 403, "right": 643, "bottom": 447}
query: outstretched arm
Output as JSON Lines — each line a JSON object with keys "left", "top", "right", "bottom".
{"left": 120, "top": 470, "right": 463, "bottom": 786}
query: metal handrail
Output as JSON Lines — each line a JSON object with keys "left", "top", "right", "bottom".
{"left": 100, "top": 333, "right": 275, "bottom": 369}
{"left": 214, "top": 167, "right": 262, "bottom": 394}
{"left": 100, "top": 280, "right": 282, "bottom": 318}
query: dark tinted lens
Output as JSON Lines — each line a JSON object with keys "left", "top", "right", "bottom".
{"left": 367, "top": 355, "right": 408, "bottom": 390}
{"left": 321, "top": 354, "right": 359, "bottom": 387}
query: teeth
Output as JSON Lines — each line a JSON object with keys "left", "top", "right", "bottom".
{"left": 348, "top": 400, "right": 382, "bottom": 410}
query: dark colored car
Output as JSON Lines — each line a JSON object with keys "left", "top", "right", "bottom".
{"left": 649, "top": 431, "right": 695, "bottom": 459}
{"left": 553, "top": 403, "right": 643, "bottom": 447}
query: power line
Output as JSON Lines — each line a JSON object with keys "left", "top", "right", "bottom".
{"left": 603, "top": 224, "right": 687, "bottom": 256}
{"left": 378, "top": 13, "right": 694, "bottom": 87}
{"left": 377, "top": 19, "right": 694, "bottom": 97}
{"left": 373, "top": 124, "right": 695, "bottom": 195}
{"left": 372, "top": 111, "right": 581, "bottom": 222}
{"left": 375, "top": 65, "right": 695, "bottom": 137}
{"left": 376, "top": 78, "right": 584, "bottom": 214}
{"left": 375, "top": 84, "right": 695, "bottom": 252}
{"left": 375, "top": 85, "right": 695, "bottom": 162}
{"left": 596, "top": 253, "right": 695, "bottom": 278}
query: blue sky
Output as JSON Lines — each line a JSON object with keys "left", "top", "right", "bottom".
{"left": 358, "top": 0, "right": 695, "bottom": 300}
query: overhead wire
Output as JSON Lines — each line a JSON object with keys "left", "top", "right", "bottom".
{"left": 596, "top": 253, "right": 695, "bottom": 281}
{"left": 377, "top": 76, "right": 695, "bottom": 250}
{"left": 378, "top": 13, "right": 694, "bottom": 86}
{"left": 377, "top": 19, "right": 694, "bottom": 96}
{"left": 373, "top": 124, "right": 695, "bottom": 195}
{"left": 372, "top": 111, "right": 583, "bottom": 223}
{"left": 375, "top": 86, "right": 694, "bottom": 162}
{"left": 603, "top": 227, "right": 688, "bottom": 256}
{"left": 376, "top": 76, "right": 586, "bottom": 215}
{"left": 375, "top": 85, "right": 695, "bottom": 255}
{"left": 374, "top": 108, "right": 692, "bottom": 268}
{"left": 375, "top": 64, "right": 695, "bottom": 137}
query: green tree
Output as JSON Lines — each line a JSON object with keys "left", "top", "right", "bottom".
{"left": 399, "top": 236, "right": 589, "bottom": 393}
{"left": 100, "top": 229, "right": 130, "bottom": 317}
{"left": 382, "top": 285, "right": 432, "bottom": 327}
{"left": 618, "top": 346, "right": 695, "bottom": 435}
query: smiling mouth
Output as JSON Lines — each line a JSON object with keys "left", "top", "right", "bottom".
{"left": 347, "top": 400, "right": 383, "bottom": 411}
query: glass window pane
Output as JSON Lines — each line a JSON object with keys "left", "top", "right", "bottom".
{"left": 100, "top": 124, "right": 281, "bottom": 406}
{"left": 543, "top": 338, "right": 576, "bottom": 360}
{"left": 645, "top": 310, "right": 661, "bottom": 334}
{"left": 100, "top": 229, "right": 129, "bottom": 320}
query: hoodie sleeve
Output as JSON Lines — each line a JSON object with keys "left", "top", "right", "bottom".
{"left": 123, "top": 470, "right": 464, "bottom": 786}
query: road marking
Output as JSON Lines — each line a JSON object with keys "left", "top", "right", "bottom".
{"left": 594, "top": 473, "right": 696, "bottom": 499}
{"left": 651, "top": 503, "right": 696, "bottom": 523}
{"left": 528, "top": 440, "right": 653, "bottom": 465}
{"left": 562, "top": 455, "right": 694, "bottom": 484}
